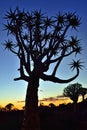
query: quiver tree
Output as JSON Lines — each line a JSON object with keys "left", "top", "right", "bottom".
{"left": 3, "top": 7, "right": 83, "bottom": 130}
{"left": 63, "top": 83, "right": 82, "bottom": 112}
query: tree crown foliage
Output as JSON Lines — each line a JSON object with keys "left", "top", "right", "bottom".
{"left": 3, "top": 7, "right": 83, "bottom": 83}
{"left": 63, "top": 83, "right": 82, "bottom": 103}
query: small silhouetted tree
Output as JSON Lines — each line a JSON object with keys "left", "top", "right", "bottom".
{"left": 49, "top": 103, "right": 55, "bottom": 108}
{"left": 79, "top": 88, "right": 87, "bottom": 101}
{"left": 5, "top": 103, "right": 14, "bottom": 111}
{"left": 63, "top": 83, "right": 82, "bottom": 112}
{"left": 3, "top": 7, "right": 83, "bottom": 130}
{"left": 22, "top": 106, "right": 25, "bottom": 110}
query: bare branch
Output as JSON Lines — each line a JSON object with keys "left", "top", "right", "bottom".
{"left": 14, "top": 75, "right": 29, "bottom": 82}
{"left": 40, "top": 68, "right": 79, "bottom": 83}
{"left": 4, "top": 8, "right": 82, "bottom": 83}
{"left": 52, "top": 57, "right": 63, "bottom": 76}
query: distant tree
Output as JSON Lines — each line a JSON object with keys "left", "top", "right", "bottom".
{"left": 22, "top": 106, "right": 25, "bottom": 110}
{"left": 63, "top": 83, "right": 82, "bottom": 103}
{"left": 63, "top": 83, "right": 82, "bottom": 112}
{"left": 59, "top": 103, "right": 66, "bottom": 110}
{"left": 40, "top": 102, "right": 44, "bottom": 107}
{"left": 3, "top": 7, "right": 83, "bottom": 130}
{"left": 5, "top": 103, "right": 14, "bottom": 111}
{"left": 79, "top": 88, "right": 87, "bottom": 101}
{"left": 49, "top": 103, "right": 55, "bottom": 108}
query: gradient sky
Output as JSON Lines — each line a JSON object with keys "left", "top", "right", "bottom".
{"left": 0, "top": 0, "right": 87, "bottom": 109}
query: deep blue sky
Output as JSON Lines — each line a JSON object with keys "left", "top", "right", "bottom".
{"left": 0, "top": 0, "right": 87, "bottom": 108}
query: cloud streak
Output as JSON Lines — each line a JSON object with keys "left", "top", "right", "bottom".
{"left": 39, "top": 95, "right": 68, "bottom": 102}
{"left": 17, "top": 100, "right": 25, "bottom": 103}
{"left": 17, "top": 95, "right": 69, "bottom": 105}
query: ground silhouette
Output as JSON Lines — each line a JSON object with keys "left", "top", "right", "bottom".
{"left": 0, "top": 99, "right": 87, "bottom": 130}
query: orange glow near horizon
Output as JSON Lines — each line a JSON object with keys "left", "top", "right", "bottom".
{"left": 1, "top": 95, "right": 86, "bottom": 110}
{"left": 12, "top": 99, "right": 72, "bottom": 109}
{"left": 38, "top": 98, "right": 73, "bottom": 106}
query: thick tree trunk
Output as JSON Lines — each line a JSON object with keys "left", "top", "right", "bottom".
{"left": 21, "top": 75, "right": 40, "bottom": 130}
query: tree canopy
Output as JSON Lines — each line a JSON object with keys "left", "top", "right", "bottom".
{"left": 5, "top": 103, "right": 14, "bottom": 111}
{"left": 63, "top": 83, "right": 82, "bottom": 103}
{"left": 3, "top": 8, "right": 83, "bottom": 84}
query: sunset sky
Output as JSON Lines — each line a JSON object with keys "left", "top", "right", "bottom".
{"left": 0, "top": 0, "right": 87, "bottom": 109}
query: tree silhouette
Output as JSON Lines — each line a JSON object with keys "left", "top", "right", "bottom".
{"left": 63, "top": 83, "right": 82, "bottom": 112}
{"left": 79, "top": 88, "right": 87, "bottom": 101}
{"left": 49, "top": 103, "right": 55, "bottom": 108}
{"left": 3, "top": 7, "right": 83, "bottom": 130}
{"left": 5, "top": 103, "right": 14, "bottom": 111}
{"left": 63, "top": 83, "right": 82, "bottom": 103}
